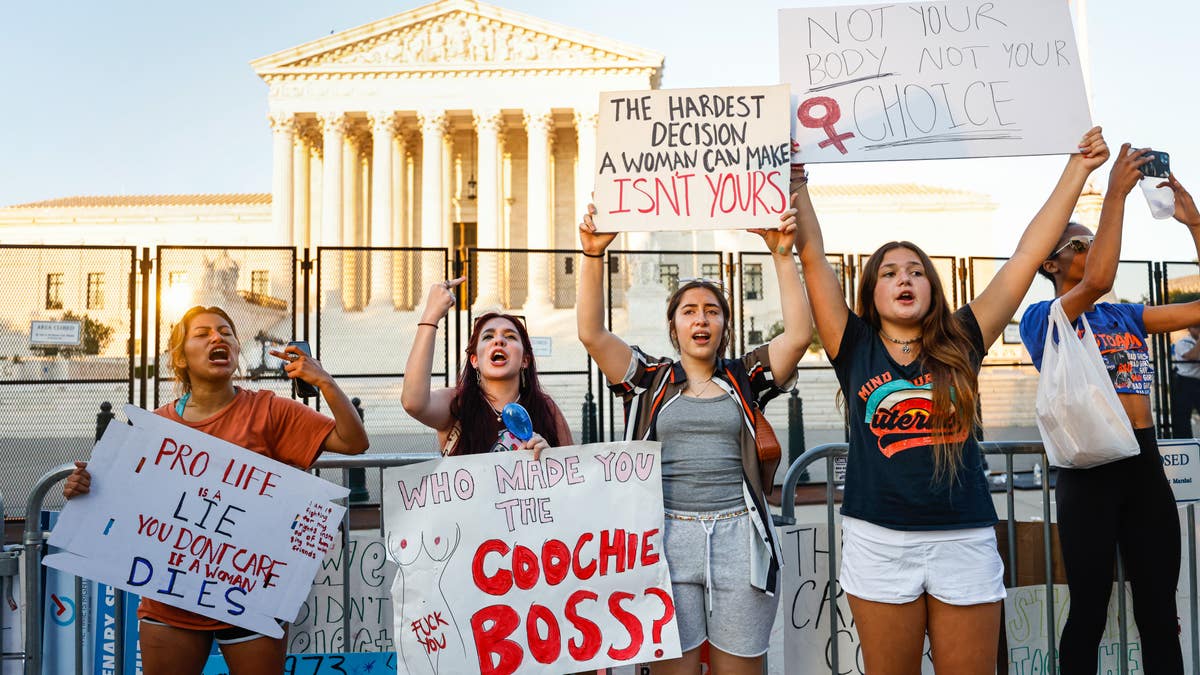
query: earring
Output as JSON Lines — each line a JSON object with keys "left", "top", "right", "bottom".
{"left": 520, "top": 368, "right": 527, "bottom": 390}
{"left": 475, "top": 368, "right": 481, "bottom": 385}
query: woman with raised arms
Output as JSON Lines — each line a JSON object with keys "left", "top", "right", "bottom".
{"left": 577, "top": 205, "right": 811, "bottom": 674}
{"left": 790, "top": 127, "right": 1108, "bottom": 673}
{"left": 402, "top": 277, "right": 572, "bottom": 457}
{"left": 1019, "top": 147, "right": 1199, "bottom": 674}
{"left": 63, "top": 305, "right": 369, "bottom": 675}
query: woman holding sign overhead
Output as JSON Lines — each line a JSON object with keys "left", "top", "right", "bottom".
{"left": 789, "top": 126, "right": 1108, "bottom": 674}
{"left": 401, "top": 276, "right": 572, "bottom": 456}
{"left": 1017, "top": 150, "right": 1200, "bottom": 674}
{"left": 62, "top": 305, "right": 369, "bottom": 675}
{"left": 577, "top": 204, "right": 810, "bottom": 673}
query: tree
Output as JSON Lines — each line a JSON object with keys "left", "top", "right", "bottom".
{"left": 31, "top": 311, "right": 115, "bottom": 358}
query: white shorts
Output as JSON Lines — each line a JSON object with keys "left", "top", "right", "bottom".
{"left": 839, "top": 516, "right": 1006, "bottom": 606}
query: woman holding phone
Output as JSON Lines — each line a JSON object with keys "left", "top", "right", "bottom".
{"left": 402, "top": 276, "right": 572, "bottom": 456}
{"left": 62, "top": 305, "right": 369, "bottom": 675}
{"left": 1019, "top": 147, "right": 1199, "bottom": 674}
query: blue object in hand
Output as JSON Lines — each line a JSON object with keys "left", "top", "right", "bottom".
{"left": 502, "top": 403, "right": 533, "bottom": 441}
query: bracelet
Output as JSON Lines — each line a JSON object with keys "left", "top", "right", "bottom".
{"left": 582, "top": 251, "right": 605, "bottom": 259}
{"left": 417, "top": 322, "right": 439, "bottom": 329}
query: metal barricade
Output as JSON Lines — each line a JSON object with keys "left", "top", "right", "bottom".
{"left": 776, "top": 441, "right": 1200, "bottom": 675}
{"left": 19, "top": 452, "right": 439, "bottom": 675}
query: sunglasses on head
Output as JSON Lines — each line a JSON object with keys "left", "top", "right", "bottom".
{"left": 1049, "top": 235, "right": 1094, "bottom": 259}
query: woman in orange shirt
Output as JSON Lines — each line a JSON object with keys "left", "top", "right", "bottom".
{"left": 63, "top": 305, "right": 369, "bottom": 675}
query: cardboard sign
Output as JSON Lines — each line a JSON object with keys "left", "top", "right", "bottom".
{"left": 780, "top": 0, "right": 1091, "bottom": 162}
{"left": 382, "top": 441, "right": 680, "bottom": 675}
{"left": 44, "top": 406, "right": 348, "bottom": 638}
{"left": 779, "top": 523, "right": 934, "bottom": 674}
{"left": 593, "top": 85, "right": 792, "bottom": 232}
{"left": 1160, "top": 440, "right": 1200, "bottom": 502}
{"left": 1004, "top": 584, "right": 1141, "bottom": 673}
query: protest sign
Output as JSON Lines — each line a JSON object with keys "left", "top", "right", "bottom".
{"left": 44, "top": 405, "right": 347, "bottom": 638}
{"left": 383, "top": 441, "right": 679, "bottom": 675}
{"left": 780, "top": 0, "right": 1092, "bottom": 163}
{"left": 779, "top": 523, "right": 933, "bottom": 674}
{"left": 1160, "top": 440, "right": 1200, "bottom": 502}
{"left": 1003, "top": 584, "right": 1142, "bottom": 673}
{"left": 593, "top": 85, "right": 792, "bottom": 232}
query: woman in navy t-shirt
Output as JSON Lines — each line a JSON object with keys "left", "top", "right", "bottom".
{"left": 1019, "top": 145, "right": 1200, "bottom": 674}
{"left": 790, "top": 126, "right": 1109, "bottom": 674}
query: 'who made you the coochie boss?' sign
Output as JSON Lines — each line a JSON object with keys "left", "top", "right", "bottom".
{"left": 780, "top": 0, "right": 1092, "bottom": 162}
{"left": 383, "top": 441, "right": 680, "bottom": 675}
{"left": 592, "top": 84, "right": 792, "bottom": 232}
{"left": 43, "top": 405, "right": 347, "bottom": 638}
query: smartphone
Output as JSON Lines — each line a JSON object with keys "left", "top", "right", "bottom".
{"left": 1138, "top": 150, "right": 1171, "bottom": 179}
{"left": 286, "top": 340, "right": 320, "bottom": 399}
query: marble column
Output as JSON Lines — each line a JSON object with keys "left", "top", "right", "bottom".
{"left": 291, "top": 122, "right": 312, "bottom": 249}
{"left": 524, "top": 110, "right": 554, "bottom": 312}
{"left": 474, "top": 110, "right": 504, "bottom": 308}
{"left": 368, "top": 112, "right": 398, "bottom": 308}
{"left": 318, "top": 113, "right": 346, "bottom": 247}
{"left": 418, "top": 111, "right": 448, "bottom": 291}
{"left": 270, "top": 113, "right": 295, "bottom": 245}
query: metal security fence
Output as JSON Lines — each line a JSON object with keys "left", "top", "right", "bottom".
{"left": 0, "top": 246, "right": 136, "bottom": 518}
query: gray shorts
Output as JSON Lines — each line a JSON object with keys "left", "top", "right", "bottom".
{"left": 663, "top": 506, "right": 779, "bottom": 657}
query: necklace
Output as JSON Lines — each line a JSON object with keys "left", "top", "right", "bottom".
{"left": 879, "top": 330, "right": 921, "bottom": 354}
{"left": 687, "top": 376, "right": 715, "bottom": 398}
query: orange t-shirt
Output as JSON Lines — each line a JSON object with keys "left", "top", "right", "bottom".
{"left": 137, "top": 388, "right": 337, "bottom": 631}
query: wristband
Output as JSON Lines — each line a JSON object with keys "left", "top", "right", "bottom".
{"left": 582, "top": 251, "right": 605, "bottom": 259}
{"left": 417, "top": 322, "right": 439, "bottom": 329}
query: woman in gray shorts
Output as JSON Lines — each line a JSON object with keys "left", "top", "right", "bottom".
{"left": 577, "top": 201, "right": 811, "bottom": 673}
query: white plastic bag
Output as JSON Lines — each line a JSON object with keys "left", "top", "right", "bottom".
{"left": 1035, "top": 299, "right": 1140, "bottom": 468}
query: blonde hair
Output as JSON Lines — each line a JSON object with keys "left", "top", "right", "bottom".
{"left": 169, "top": 306, "right": 239, "bottom": 394}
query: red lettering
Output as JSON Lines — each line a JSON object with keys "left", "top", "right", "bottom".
{"left": 525, "top": 604, "right": 561, "bottom": 664}
{"left": 572, "top": 533, "right": 597, "bottom": 580}
{"left": 611, "top": 179, "right": 631, "bottom": 214}
{"left": 512, "top": 544, "right": 539, "bottom": 591}
{"left": 472, "top": 540, "right": 513, "bottom": 595}
{"left": 471, "top": 605, "right": 523, "bottom": 675}
{"left": 565, "top": 590, "right": 602, "bottom": 661}
{"left": 640, "top": 529, "right": 660, "bottom": 566}
{"left": 606, "top": 591, "right": 643, "bottom": 660}
{"left": 599, "top": 529, "right": 627, "bottom": 575}
{"left": 541, "top": 539, "right": 571, "bottom": 586}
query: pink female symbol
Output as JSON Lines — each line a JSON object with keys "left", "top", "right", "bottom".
{"left": 798, "top": 96, "right": 855, "bottom": 155}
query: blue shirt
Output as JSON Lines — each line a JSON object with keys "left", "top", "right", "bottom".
{"left": 1019, "top": 301, "right": 1153, "bottom": 396}
{"left": 831, "top": 307, "right": 997, "bottom": 531}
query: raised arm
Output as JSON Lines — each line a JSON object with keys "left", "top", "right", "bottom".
{"left": 791, "top": 166, "right": 851, "bottom": 359}
{"left": 1056, "top": 144, "right": 1152, "bottom": 321}
{"left": 1144, "top": 173, "right": 1200, "bottom": 333}
{"left": 272, "top": 344, "right": 370, "bottom": 454}
{"left": 400, "top": 278, "right": 463, "bottom": 432}
{"left": 750, "top": 205, "right": 812, "bottom": 375}
{"left": 969, "top": 127, "right": 1109, "bottom": 344}
{"left": 577, "top": 204, "right": 634, "bottom": 384}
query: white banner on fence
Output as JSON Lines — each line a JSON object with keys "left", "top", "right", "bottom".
{"left": 1161, "top": 440, "right": 1200, "bottom": 502}
{"left": 779, "top": 0, "right": 1091, "bottom": 163}
{"left": 1003, "top": 584, "right": 1142, "bottom": 673}
{"left": 44, "top": 405, "right": 348, "bottom": 638}
{"left": 593, "top": 85, "right": 792, "bottom": 232}
{"left": 779, "top": 523, "right": 933, "bottom": 674}
{"left": 382, "top": 441, "right": 680, "bottom": 675}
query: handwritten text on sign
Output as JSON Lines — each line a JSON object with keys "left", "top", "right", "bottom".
{"left": 382, "top": 441, "right": 680, "bottom": 675}
{"left": 780, "top": 1, "right": 1091, "bottom": 162}
{"left": 593, "top": 85, "right": 791, "bottom": 232}
{"left": 44, "top": 406, "right": 347, "bottom": 638}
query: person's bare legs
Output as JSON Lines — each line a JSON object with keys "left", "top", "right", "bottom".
{"left": 220, "top": 629, "right": 288, "bottom": 675}
{"left": 927, "top": 596, "right": 1002, "bottom": 675}
{"left": 847, "top": 594, "right": 927, "bottom": 675}
{"left": 138, "top": 621, "right": 212, "bottom": 675}
{"left": 707, "top": 644, "right": 764, "bottom": 674}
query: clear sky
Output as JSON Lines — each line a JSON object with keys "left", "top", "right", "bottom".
{"left": 3, "top": 0, "right": 1198, "bottom": 260}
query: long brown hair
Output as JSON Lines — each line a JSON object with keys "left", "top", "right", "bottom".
{"left": 168, "top": 305, "right": 239, "bottom": 395}
{"left": 448, "top": 313, "right": 563, "bottom": 454}
{"left": 857, "top": 242, "right": 979, "bottom": 481}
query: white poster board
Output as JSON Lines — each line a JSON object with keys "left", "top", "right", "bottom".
{"left": 1161, "top": 440, "right": 1200, "bottom": 502}
{"left": 779, "top": 523, "right": 933, "bottom": 674}
{"left": 779, "top": 0, "right": 1091, "bottom": 163}
{"left": 44, "top": 405, "right": 348, "bottom": 638}
{"left": 593, "top": 85, "right": 792, "bottom": 232}
{"left": 382, "top": 441, "right": 680, "bottom": 675}
{"left": 1003, "top": 584, "right": 1142, "bottom": 673}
